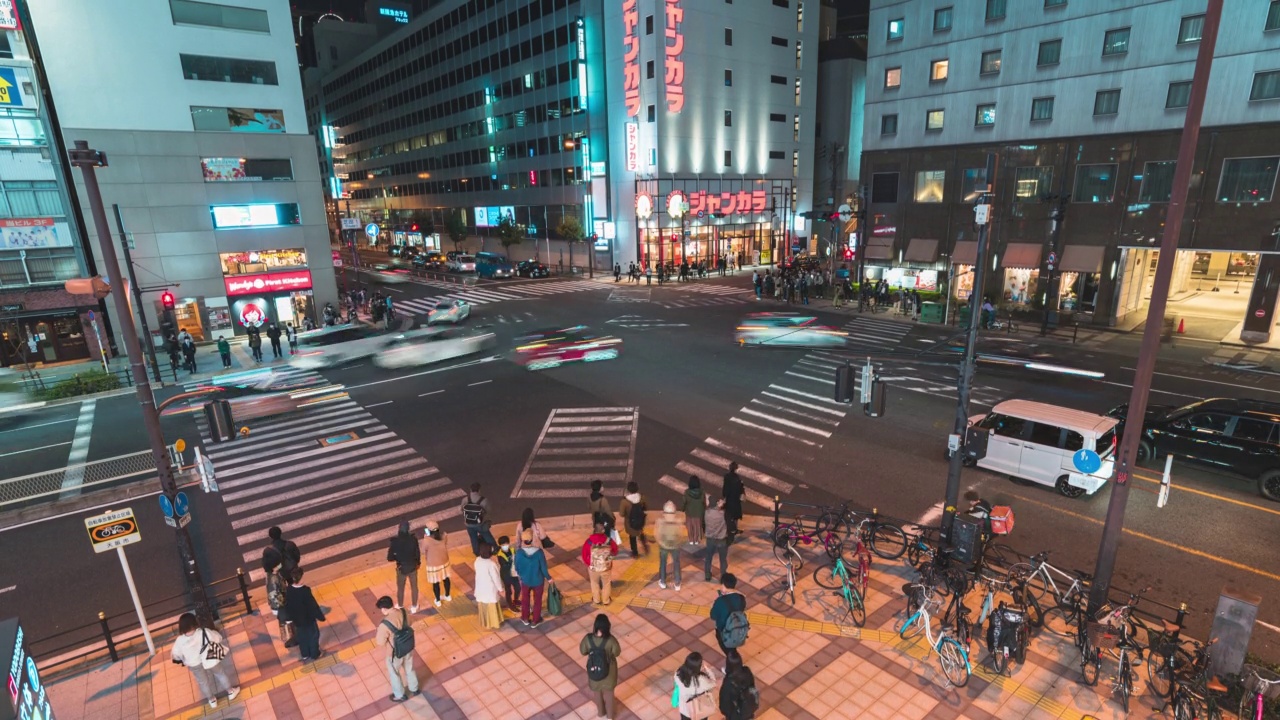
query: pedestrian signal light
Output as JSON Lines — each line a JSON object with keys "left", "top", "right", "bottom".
{"left": 161, "top": 291, "right": 175, "bottom": 309}
{"left": 410, "top": 223, "right": 419, "bottom": 231}
{"left": 843, "top": 247, "right": 854, "bottom": 261}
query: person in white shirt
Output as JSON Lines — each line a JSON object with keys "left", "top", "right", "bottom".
{"left": 170, "top": 612, "right": 239, "bottom": 708}
{"left": 674, "top": 651, "right": 719, "bottom": 720}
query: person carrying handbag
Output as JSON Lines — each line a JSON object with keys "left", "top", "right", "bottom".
{"left": 673, "top": 652, "right": 719, "bottom": 720}
{"left": 171, "top": 613, "right": 239, "bottom": 709}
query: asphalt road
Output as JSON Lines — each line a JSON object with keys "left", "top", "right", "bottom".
{"left": 2, "top": 270, "right": 1278, "bottom": 664}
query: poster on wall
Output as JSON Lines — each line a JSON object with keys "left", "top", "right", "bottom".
{"left": 231, "top": 298, "right": 270, "bottom": 328}
{"left": 0, "top": 218, "right": 67, "bottom": 249}
{"left": 201, "top": 158, "right": 247, "bottom": 181}
{"left": 882, "top": 268, "right": 939, "bottom": 291}
{"left": 228, "top": 108, "right": 285, "bottom": 133}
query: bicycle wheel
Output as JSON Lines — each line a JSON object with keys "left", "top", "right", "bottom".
{"left": 1240, "top": 691, "right": 1257, "bottom": 720}
{"left": 1042, "top": 604, "right": 1076, "bottom": 638}
{"left": 906, "top": 539, "right": 923, "bottom": 567}
{"left": 897, "top": 610, "right": 925, "bottom": 640}
{"left": 1118, "top": 653, "right": 1132, "bottom": 714}
{"left": 991, "top": 646, "right": 1008, "bottom": 675}
{"left": 773, "top": 541, "right": 803, "bottom": 572}
{"left": 869, "top": 522, "right": 908, "bottom": 559}
{"left": 822, "top": 532, "right": 845, "bottom": 561}
{"left": 938, "top": 638, "right": 971, "bottom": 687}
{"left": 1146, "top": 647, "right": 1180, "bottom": 700}
{"left": 1172, "top": 693, "right": 1196, "bottom": 720}
{"left": 813, "top": 563, "right": 844, "bottom": 590}
{"left": 846, "top": 588, "right": 866, "bottom": 628}
{"left": 1080, "top": 646, "right": 1100, "bottom": 687}
{"left": 1018, "top": 588, "right": 1043, "bottom": 629}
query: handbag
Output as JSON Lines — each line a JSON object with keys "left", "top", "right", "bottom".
{"left": 540, "top": 536, "right": 555, "bottom": 550}
{"left": 199, "top": 629, "right": 228, "bottom": 669}
{"left": 671, "top": 679, "right": 679, "bottom": 709}
{"left": 545, "top": 582, "right": 563, "bottom": 616}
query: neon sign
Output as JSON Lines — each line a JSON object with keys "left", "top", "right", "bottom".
{"left": 625, "top": 123, "right": 638, "bottom": 172}
{"left": 664, "top": 0, "right": 684, "bottom": 113}
{"left": 622, "top": 0, "right": 640, "bottom": 117}
{"left": 635, "top": 193, "right": 653, "bottom": 220}
{"left": 687, "top": 190, "right": 769, "bottom": 216}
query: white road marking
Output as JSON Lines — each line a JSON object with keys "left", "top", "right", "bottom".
{"left": 468, "top": 380, "right": 492, "bottom": 387}
{"left": 0, "top": 441, "right": 71, "bottom": 458}
{"left": 738, "top": 407, "right": 832, "bottom": 437}
{"left": 1120, "top": 367, "right": 1280, "bottom": 396}
{"left": 59, "top": 399, "right": 96, "bottom": 496}
{"left": 0, "top": 417, "right": 77, "bottom": 434}
{"left": 366, "top": 400, "right": 394, "bottom": 407}
{"left": 342, "top": 355, "right": 500, "bottom": 390}
{"left": 419, "top": 390, "right": 445, "bottom": 397}
{"left": 728, "top": 417, "right": 818, "bottom": 445}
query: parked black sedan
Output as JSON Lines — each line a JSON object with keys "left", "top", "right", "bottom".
{"left": 516, "top": 259, "right": 550, "bottom": 278}
{"left": 1107, "top": 397, "right": 1280, "bottom": 501}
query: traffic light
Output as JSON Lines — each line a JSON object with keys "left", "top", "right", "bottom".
{"left": 161, "top": 291, "right": 175, "bottom": 309}
{"left": 834, "top": 363, "right": 854, "bottom": 403}
{"left": 843, "top": 246, "right": 854, "bottom": 261}
{"left": 410, "top": 223, "right": 419, "bottom": 232}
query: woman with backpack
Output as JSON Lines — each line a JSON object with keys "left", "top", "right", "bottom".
{"left": 473, "top": 544, "right": 504, "bottom": 629}
{"left": 422, "top": 520, "right": 452, "bottom": 607}
{"left": 673, "top": 651, "right": 718, "bottom": 720}
{"left": 617, "top": 482, "right": 649, "bottom": 558}
{"left": 263, "top": 555, "right": 295, "bottom": 648}
{"left": 579, "top": 613, "right": 621, "bottom": 720}
{"left": 719, "top": 650, "right": 759, "bottom": 720}
{"left": 514, "top": 507, "right": 550, "bottom": 550}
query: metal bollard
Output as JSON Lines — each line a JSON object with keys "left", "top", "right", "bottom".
{"left": 99, "top": 611, "right": 118, "bottom": 663}
{"left": 237, "top": 567, "right": 253, "bottom": 615}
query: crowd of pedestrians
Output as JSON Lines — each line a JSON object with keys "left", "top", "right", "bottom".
{"left": 750, "top": 263, "right": 925, "bottom": 316}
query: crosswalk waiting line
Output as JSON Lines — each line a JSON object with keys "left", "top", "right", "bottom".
{"left": 512, "top": 407, "right": 639, "bottom": 499}
{"left": 186, "top": 368, "right": 464, "bottom": 582}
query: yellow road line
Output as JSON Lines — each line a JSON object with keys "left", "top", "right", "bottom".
{"left": 1130, "top": 470, "right": 1280, "bottom": 518}
{"left": 1006, "top": 492, "right": 1280, "bottom": 584}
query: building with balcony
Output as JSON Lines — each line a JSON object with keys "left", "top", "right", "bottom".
{"left": 25, "top": 0, "right": 337, "bottom": 344}
{"left": 862, "top": 0, "right": 1280, "bottom": 342}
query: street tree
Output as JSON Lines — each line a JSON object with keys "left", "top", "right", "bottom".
{"left": 445, "top": 211, "right": 468, "bottom": 253}
{"left": 555, "top": 213, "right": 584, "bottom": 276}
{"left": 496, "top": 215, "right": 523, "bottom": 255}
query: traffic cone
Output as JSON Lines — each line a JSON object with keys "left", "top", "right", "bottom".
{"left": 1176, "top": 318, "right": 1185, "bottom": 334}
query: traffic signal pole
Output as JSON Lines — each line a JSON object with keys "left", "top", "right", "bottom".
{"left": 1087, "top": 0, "right": 1222, "bottom": 614}
{"left": 68, "top": 141, "right": 216, "bottom": 627}
{"left": 113, "top": 203, "right": 163, "bottom": 384}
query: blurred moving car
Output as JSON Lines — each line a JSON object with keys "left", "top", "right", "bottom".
{"left": 0, "top": 368, "right": 36, "bottom": 427}
{"left": 476, "top": 252, "right": 515, "bottom": 278}
{"left": 516, "top": 259, "right": 549, "bottom": 278}
{"left": 1108, "top": 398, "right": 1280, "bottom": 501}
{"left": 735, "top": 313, "right": 847, "bottom": 347}
{"left": 447, "top": 254, "right": 477, "bottom": 273}
{"left": 290, "top": 325, "right": 428, "bottom": 369}
{"left": 375, "top": 269, "right": 411, "bottom": 284}
{"left": 426, "top": 298, "right": 472, "bottom": 325}
{"left": 374, "top": 328, "right": 497, "bottom": 369}
{"left": 412, "top": 252, "right": 446, "bottom": 270}
{"left": 515, "top": 326, "right": 622, "bottom": 371}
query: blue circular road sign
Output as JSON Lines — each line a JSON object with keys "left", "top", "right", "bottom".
{"left": 365, "top": 223, "right": 380, "bottom": 239}
{"left": 158, "top": 494, "right": 174, "bottom": 518}
{"left": 1073, "top": 448, "right": 1102, "bottom": 474}
{"left": 175, "top": 491, "right": 190, "bottom": 517}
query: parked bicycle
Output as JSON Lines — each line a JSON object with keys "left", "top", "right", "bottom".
{"left": 772, "top": 514, "right": 843, "bottom": 570}
{"left": 818, "top": 504, "right": 909, "bottom": 560}
{"left": 1168, "top": 639, "right": 1229, "bottom": 720}
{"left": 895, "top": 583, "right": 972, "bottom": 688}
{"left": 813, "top": 551, "right": 868, "bottom": 627}
{"left": 1238, "top": 664, "right": 1280, "bottom": 720}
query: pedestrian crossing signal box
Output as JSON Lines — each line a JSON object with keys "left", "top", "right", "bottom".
{"left": 963, "top": 425, "right": 989, "bottom": 462}
{"left": 948, "top": 516, "right": 982, "bottom": 567}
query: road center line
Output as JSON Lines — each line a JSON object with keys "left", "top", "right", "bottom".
{"left": 1098, "top": 380, "right": 1194, "bottom": 398}
{"left": 342, "top": 355, "right": 500, "bottom": 390}
{"left": 1004, "top": 491, "right": 1280, "bottom": 584}
{"left": 1130, "top": 469, "right": 1280, "bottom": 518}
{"left": 0, "top": 417, "right": 78, "bottom": 434}
{"left": 468, "top": 380, "right": 492, "bottom": 387}
{"left": 419, "top": 390, "right": 445, "bottom": 397}
{"left": 366, "top": 400, "right": 394, "bottom": 408}
{"left": 1120, "top": 367, "right": 1280, "bottom": 396}
{"left": 0, "top": 441, "right": 71, "bottom": 458}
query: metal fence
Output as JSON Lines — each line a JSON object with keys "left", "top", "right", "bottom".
{"left": 0, "top": 450, "right": 156, "bottom": 508}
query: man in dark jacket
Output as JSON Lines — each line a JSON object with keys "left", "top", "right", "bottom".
{"left": 266, "top": 322, "right": 283, "bottom": 359}
{"left": 386, "top": 521, "right": 421, "bottom": 612}
{"left": 710, "top": 573, "right": 747, "bottom": 656}
{"left": 722, "top": 462, "right": 746, "bottom": 543}
{"left": 284, "top": 567, "right": 325, "bottom": 661}
{"left": 263, "top": 526, "right": 301, "bottom": 576}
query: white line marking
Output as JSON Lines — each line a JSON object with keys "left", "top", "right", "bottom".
{"left": 231, "top": 475, "right": 451, "bottom": 530}
{"left": 1120, "top": 367, "right": 1280, "bottom": 396}
{"left": 468, "top": 380, "right": 492, "bottom": 387}
{"left": 58, "top": 399, "right": 96, "bottom": 495}
{"left": 767, "top": 384, "right": 844, "bottom": 406}
{"left": 737, "top": 407, "right": 832, "bottom": 437}
{"left": 0, "top": 417, "right": 77, "bottom": 434}
{"left": 366, "top": 400, "right": 394, "bottom": 407}
{"left": 0, "top": 441, "right": 71, "bottom": 458}
{"left": 223, "top": 453, "right": 427, "bottom": 503}
{"left": 728, "top": 417, "right": 818, "bottom": 445}
{"left": 784, "top": 370, "right": 830, "bottom": 383}
{"left": 342, "top": 356, "right": 500, "bottom": 390}
{"left": 688, "top": 448, "right": 794, "bottom": 492}
{"left": 749, "top": 398, "right": 841, "bottom": 426}
{"left": 419, "top": 390, "right": 445, "bottom": 397}
{"left": 217, "top": 435, "right": 404, "bottom": 482}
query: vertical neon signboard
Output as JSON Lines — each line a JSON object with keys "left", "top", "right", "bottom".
{"left": 622, "top": 0, "right": 640, "bottom": 116}
{"left": 577, "top": 18, "right": 588, "bottom": 111}
{"left": 664, "top": 0, "right": 684, "bottom": 113}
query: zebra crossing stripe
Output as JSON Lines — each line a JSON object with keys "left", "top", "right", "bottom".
{"left": 748, "top": 398, "right": 841, "bottom": 426}
{"left": 232, "top": 475, "right": 453, "bottom": 532}
{"left": 703, "top": 437, "right": 810, "bottom": 481}
{"left": 766, "top": 383, "right": 844, "bottom": 406}
{"left": 513, "top": 407, "right": 638, "bottom": 498}
{"left": 737, "top": 407, "right": 831, "bottom": 438}
{"left": 221, "top": 449, "right": 423, "bottom": 502}
{"left": 783, "top": 369, "right": 829, "bottom": 384}
{"left": 659, "top": 473, "right": 773, "bottom": 510}
{"left": 687, "top": 448, "right": 794, "bottom": 493}
{"left": 204, "top": 406, "right": 367, "bottom": 449}
{"left": 216, "top": 436, "right": 405, "bottom": 484}
{"left": 208, "top": 418, "right": 384, "bottom": 462}
{"left": 758, "top": 390, "right": 845, "bottom": 416}
{"left": 728, "top": 417, "right": 818, "bottom": 445}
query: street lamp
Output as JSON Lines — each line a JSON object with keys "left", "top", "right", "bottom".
{"left": 68, "top": 141, "right": 215, "bottom": 626}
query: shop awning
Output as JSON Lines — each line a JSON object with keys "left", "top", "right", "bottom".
{"left": 950, "top": 241, "right": 978, "bottom": 265}
{"left": 904, "top": 238, "right": 939, "bottom": 263}
{"left": 864, "top": 236, "right": 895, "bottom": 260}
{"left": 1060, "top": 245, "right": 1105, "bottom": 273}
{"left": 1002, "top": 243, "right": 1043, "bottom": 269}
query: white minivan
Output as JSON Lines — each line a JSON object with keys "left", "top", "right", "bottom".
{"left": 961, "top": 399, "right": 1118, "bottom": 497}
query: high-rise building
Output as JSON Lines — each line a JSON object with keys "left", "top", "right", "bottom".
{"left": 863, "top": 0, "right": 1280, "bottom": 341}
{"left": 307, "top": 0, "right": 820, "bottom": 270}
{"left": 24, "top": 0, "right": 338, "bottom": 347}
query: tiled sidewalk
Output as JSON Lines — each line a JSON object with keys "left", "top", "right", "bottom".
{"left": 48, "top": 513, "right": 1169, "bottom": 720}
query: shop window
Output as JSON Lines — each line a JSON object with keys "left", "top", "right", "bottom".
{"left": 1103, "top": 27, "right": 1130, "bottom": 56}
{"left": 1250, "top": 70, "right": 1280, "bottom": 101}
{"left": 1073, "top": 164, "right": 1118, "bottom": 203}
{"left": 1226, "top": 252, "right": 1261, "bottom": 276}
{"left": 1139, "top": 161, "right": 1176, "bottom": 202}
{"left": 974, "top": 103, "right": 996, "bottom": 127}
{"left": 220, "top": 248, "right": 307, "bottom": 275}
{"left": 1093, "top": 89, "right": 1121, "bottom": 116}
{"left": 930, "top": 59, "right": 949, "bottom": 82}
{"left": 925, "top": 109, "right": 944, "bottom": 131}
{"left": 887, "top": 17, "right": 904, "bottom": 42}
{"left": 884, "top": 67, "right": 901, "bottom": 89}
{"left": 880, "top": 114, "right": 898, "bottom": 135}
{"left": 1038, "top": 39, "right": 1061, "bottom": 67}
{"left": 1031, "top": 96, "right": 1054, "bottom": 121}
{"left": 871, "top": 172, "right": 899, "bottom": 203}
{"left": 180, "top": 54, "right": 278, "bottom": 84}
{"left": 1014, "top": 166, "right": 1053, "bottom": 202}
{"left": 210, "top": 202, "right": 301, "bottom": 229}
{"left": 981, "top": 49, "right": 1001, "bottom": 75}
{"left": 1217, "top": 156, "right": 1278, "bottom": 203}
{"left": 1166, "top": 81, "right": 1192, "bottom": 109}
{"left": 934, "top": 6, "right": 952, "bottom": 32}
{"left": 961, "top": 167, "right": 988, "bottom": 201}
{"left": 201, "top": 158, "right": 293, "bottom": 181}
{"left": 914, "top": 170, "right": 945, "bottom": 203}
{"left": 170, "top": 0, "right": 270, "bottom": 32}
{"left": 1178, "top": 14, "right": 1204, "bottom": 44}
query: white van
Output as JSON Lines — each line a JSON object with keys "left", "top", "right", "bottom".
{"left": 961, "top": 399, "right": 1117, "bottom": 497}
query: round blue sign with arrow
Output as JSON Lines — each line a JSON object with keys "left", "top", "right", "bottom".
{"left": 174, "top": 491, "right": 190, "bottom": 517}
{"left": 158, "top": 494, "right": 174, "bottom": 518}
{"left": 365, "top": 223, "right": 380, "bottom": 239}
{"left": 1073, "top": 448, "right": 1102, "bottom": 474}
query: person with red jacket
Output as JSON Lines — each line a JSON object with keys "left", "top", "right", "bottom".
{"left": 581, "top": 519, "right": 619, "bottom": 605}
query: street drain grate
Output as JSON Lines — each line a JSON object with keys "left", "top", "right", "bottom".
{"left": 317, "top": 430, "right": 361, "bottom": 448}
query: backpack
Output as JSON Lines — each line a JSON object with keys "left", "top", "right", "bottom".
{"left": 722, "top": 609, "right": 750, "bottom": 649}
{"left": 627, "top": 500, "right": 646, "bottom": 530}
{"left": 381, "top": 610, "right": 415, "bottom": 659}
{"left": 589, "top": 541, "right": 613, "bottom": 573}
{"left": 462, "top": 495, "right": 486, "bottom": 525}
{"left": 268, "top": 571, "right": 287, "bottom": 610}
{"left": 585, "top": 636, "right": 609, "bottom": 682}
{"left": 731, "top": 677, "right": 760, "bottom": 718}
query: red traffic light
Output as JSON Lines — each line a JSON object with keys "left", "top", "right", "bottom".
{"left": 843, "top": 247, "right": 855, "bottom": 260}
{"left": 161, "top": 291, "right": 175, "bottom": 308}
{"left": 410, "top": 223, "right": 419, "bottom": 231}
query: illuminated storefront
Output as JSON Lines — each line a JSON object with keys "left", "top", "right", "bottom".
{"left": 1, "top": 617, "right": 56, "bottom": 720}
{"left": 632, "top": 178, "right": 793, "bottom": 270}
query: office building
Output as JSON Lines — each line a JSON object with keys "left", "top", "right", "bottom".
{"left": 25, "top": 0, "right": 337, "bottom": 343}
{"left": 863, "top": 0, "right": 1280, "bottom": 341}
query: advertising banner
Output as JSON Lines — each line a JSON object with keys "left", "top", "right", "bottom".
{"left": 224, "top": 270, "right": 313, "bottom": 297}
{"left": 201, "top": 158, "right": 247, "bottom": 181}
{"left": 0, "top": 218, "right": 66, "bottom": 249}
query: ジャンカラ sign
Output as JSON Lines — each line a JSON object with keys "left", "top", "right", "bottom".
{"left": 686, "top": 190, "right": 769, "bottom": 216}
{"left": 625, "top": 122, "right": 638, "bottom": 172}
{"left": 664, "top": 0, "right": 684, "bottom": 113}
{"left": 621, "top": 0, "right": 640, "bottom": 116}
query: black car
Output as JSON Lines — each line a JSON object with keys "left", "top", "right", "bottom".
{"left": 1107, "top": 398, "right": 1280, "bottom": 501}
{"left": 411, "top": 252, "right": 445, "bottom": 270}
{"left": 516, "top": 259, "right": 549, "bottom": 278}
{"left": 388, "top": 245, "right": 419, "bottom": 258}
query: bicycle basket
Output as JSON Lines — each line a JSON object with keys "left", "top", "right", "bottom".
{"left": 998, "top": 604, "right": 1027, "bottom": 626}
{"left": 1086, "top": 621, "right": 1120, "bottom": 650}
{"left": 1242, "top": 665, "right": 1280, "bottom": 700}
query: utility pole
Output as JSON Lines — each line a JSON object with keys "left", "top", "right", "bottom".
{"left": 69, "top": 141, "right": 215, "bottom": 627}
{"left": 1088, "top": 0, "right": 1222, "bottom": 613}
{"left": 941, "top": 153, "right": 998, "bottom": 541}
{"left": 1039, "top": 193, "right": 1070, "bottom": 336}
{"left": 112, "top": 204, "right": 163, "bottom": 383}
{"left": 854, "top": 185, "right": 868, "bottom": 311}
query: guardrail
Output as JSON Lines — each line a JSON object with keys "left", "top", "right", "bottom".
{"left": 32, "top": 569, "right": 254, "bottom": 676}
{"left": 0, "top": 450, "right": 155, "bottom": 509}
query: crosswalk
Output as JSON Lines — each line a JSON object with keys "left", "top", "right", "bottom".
{"left": 511, "top": 407, "right": 639, "bottom": 499}
{"left": 655, "top": 316, "right": 910, "bottom": 510}
{"left": 393, "top": 280, "right": 602, "bottom": 316}
{"left": 657, "top": 296, "right": 750, "bottom": 309}
{"left": 187, "top": 368, "right": 463, "bottom": 581}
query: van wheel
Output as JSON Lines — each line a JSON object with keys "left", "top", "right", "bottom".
{"left": 1259, "top": 471, "right": 1280, "bottom": 502}
{"left": 1055, "top": 475, "right": 1086, "bottom": 499}
{"left": 1137, "top": 441, "right": 1155, "bottom": 463}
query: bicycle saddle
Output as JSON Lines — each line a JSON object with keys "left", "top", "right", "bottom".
{"left": 1073, "top": 569, "right": 1094, "bottom": 581}
{"left": 1161, "top": 619, "right": 1181, "bottom": 634}
{"left": 1207, "top": 677, "right": 1228, "bottom": 694}
{"left": 957, "top": 606, "right": 972, "bottom": 616}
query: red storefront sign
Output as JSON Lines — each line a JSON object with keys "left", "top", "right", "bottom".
{"left": 687, "top": 190, "right": 769, "bottom": 216}
{"left": 664, "top": 0, "right": 684, "bottom": 113}
{"left": 224, "top": 270, "right": 313, "bottom": 297}
{"left": 872, "top": 225, "right": 897, "bottom": 236}
{"left": 622, "top": 0, "right": 640, "bottom": 116}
